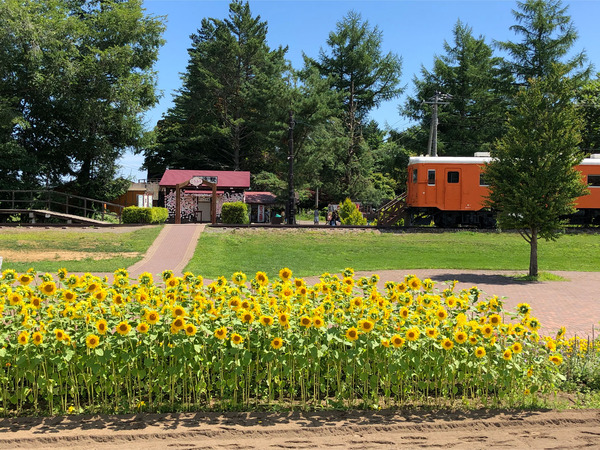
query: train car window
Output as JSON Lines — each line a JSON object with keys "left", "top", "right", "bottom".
{"left": 412, "top": 169, "right": 418, "bottom": 183}
{"left": 447, "top": 171, "right": 460, "bottom": 184}
{"left": 428, "top": 170, "right": 436, "bottom": 185}
{"left": 479, "top": 173, "right": 489, "bottom": 186}
{"left": 589, "top": 175, "right": 600, "bottom": 186}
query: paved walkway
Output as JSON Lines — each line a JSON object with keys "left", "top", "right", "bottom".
{"left": 127, "top": 224, "right": 205, "bottom": 278}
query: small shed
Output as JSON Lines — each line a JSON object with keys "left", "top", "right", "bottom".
{"left": 245, "top": 191, "right": 279, "bottom": 223}
{"left": 159, "top": 170, "right": 250, "bottom": 223}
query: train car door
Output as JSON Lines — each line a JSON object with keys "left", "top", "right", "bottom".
{"left": 444, "top": 169, "right": 462, "bottom": 210}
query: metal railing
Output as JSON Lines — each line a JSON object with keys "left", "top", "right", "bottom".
{"left": 377, "top": 193, "right": 407, "bottom": 227}
{"left": 0, "top": 190, "right": 124, "bottom": 223}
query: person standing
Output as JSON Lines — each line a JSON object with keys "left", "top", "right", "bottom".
{"left": 314, "top": 209, "right": 319, "bottom": 225}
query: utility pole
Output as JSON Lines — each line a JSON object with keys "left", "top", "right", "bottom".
{"left": 287, "top": 110, "right": 295, "bottom": 225}
{"left": 424, "top": 92, "right": 452, "bottom": 157}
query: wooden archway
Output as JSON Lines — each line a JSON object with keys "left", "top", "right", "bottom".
{"left": 175, "top": 176, "right": 218, "bottom": 224}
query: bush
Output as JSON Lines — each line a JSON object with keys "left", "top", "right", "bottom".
{"left": 122, "top": 206, "right": 168, "bottom": 224}
{"left": 221, "top": 202, "right": 249, "bottom": 224}
{"left": 338, "top": 198, "right": 367, "bottom": 225}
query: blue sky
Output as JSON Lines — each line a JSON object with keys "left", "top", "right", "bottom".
{"left": 119, "top": 0, "right": 600, "bottom": 180}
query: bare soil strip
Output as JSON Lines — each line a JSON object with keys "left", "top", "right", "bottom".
{"left": 1, "top": 409, "right": 599, "bottom": 449}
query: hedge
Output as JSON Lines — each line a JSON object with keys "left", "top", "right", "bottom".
{"left": 221, "top": 202, "right": 249, "bottom": 224}
{"left": 122, "top": 206, "right": 168, "bottom": 224}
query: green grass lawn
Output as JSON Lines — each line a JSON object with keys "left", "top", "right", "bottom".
{"left": 0, "top": 225, "right": 163, "bottom": 272}
{"left": 185, "top": 228, "right": 600, "bottom": 278}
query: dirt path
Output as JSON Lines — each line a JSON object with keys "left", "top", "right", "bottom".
{"left": 1, "top": 409, "right": 599, "bottom": 449}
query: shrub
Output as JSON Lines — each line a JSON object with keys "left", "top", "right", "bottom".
{"left": 221, "top": 202, "right": 249, "bottom": 224}
{"left": 338, "top": 198, "right": 367, "bottom": 225}
{"left": 122, "top": 206, "right": 168, "bottom": 224}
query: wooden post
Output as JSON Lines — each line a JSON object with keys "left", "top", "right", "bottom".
{"left": 175, "top": 185, "right": 182, "bottom": 224}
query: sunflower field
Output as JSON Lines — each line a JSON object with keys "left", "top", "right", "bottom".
{"left": 0, "top": 267, "right": 570, "bottom": 415}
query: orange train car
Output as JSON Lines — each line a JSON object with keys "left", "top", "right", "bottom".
{"left": 405, "top": 154, "right": 600, "bottom": 227}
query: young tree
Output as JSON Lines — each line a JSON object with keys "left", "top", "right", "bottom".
{"left": 496, "top": 0, "right": 590, "bottom": 84}
{"left": 402, "top": 20, "right": 513, "bottom": 156}
{"left": 484, "top": 68, "right": 588, "bottom": 277}
{"left": 304, "top": 11, "right": 402, "bottom": 199}
{"left": 144, "top": 1, "right": 288, "bottom": 178}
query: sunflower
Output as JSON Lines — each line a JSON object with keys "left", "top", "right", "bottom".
{"left": 438, "top": 338, "right": 452, "bottom": 351}
{"left": 425, "top": 327, "right": 438, "bottom": 339}
{"left": 279, "top": 267, "right": 292, "bottom": 282}
{"left": 18, "top": 273, "right": 33, "bottom": 286}
{"left": 144, "top": 310, "right": 159, "bottom": 325}
{"left": 308, "top": 316, "right": 324, "bottom": 329}
{"left": 171, "top": 305, "right": 186, "bottom": 319}
{"left": 166, "top": 277, "right": 180, "bottom": 288}
{"left": 62, "top": 290, "right": 77, "bottom": 302}
{"left": 408, "top": 277, "right": 421, "bottom": 291}
{"left": 345, "top": 327, "right": 359, "bottom": 341}
{"left": 422, "top": 278, "right": 434, "bottom": 291}
{"left": 113, "top": 293, "right": 125, "bottom": 306}
{"left": 436, "top": 308, "right": 448, "bottom": 321}
{"left": 17, "top": 331, "right": 29, "bottom": 345}
{"left": 32, "top": 331, "right": 43, "bottom": 346}
{"left": 525, "top": 317, "right": 541, "bottom": 332}
{"left": 300, "top": 316, "right": 312, "bottom": 328}
{"left": 54, "top": 329, "right": 66, "bottom": 341}
{"left": 40, "top": 281, "right": 57, "bottom": 296}
{"left": 406, "top": 327, "right": 420, "bottom": 342}
{"left": 502, "top": 348, "right": 513, "bottom": 361}
{"left": 454, "top": 330, "right": 468, "bottom": 344}
{"left": 185, "top": 324, "right": 197, "bottom": 336}
{"left": 549, "top": 354, "right": 563, "bottom": 366}
{"left": 211, "top": 327, "right": 227, "bottom": 340}
{"left": 481, "top": 324, "right": 494, "bottom": 338}
{"left": 86, "top": 282, "right": 100, "bottom": 293}
{"left": 390, "top": 334, "right": 404, "bottom": 348}
{"left": 271, "top": 337, "right": 284, "bottom": 349}
{"left": 171, "top": 317, "right": 185, "bottom": 331}
{"left": 9, "top": 292, "right": 22, "bottom": 306}
{"left": 399, "top": 307, "right": 409, "bottom": 319}
{"left": 116, "top": 321, "right": 132, "bottom": 336}
{"left": 94, "top": 290, "right": 107, "bottom": 302}
{"left": 255, "top": 271, "right": 269, "bottom": 287}
{"left": 468, "top": 335, "right": 479, "bottom": 345}
{"left": 512, "top": 342, "right": 523, "bottom": 353}
{"left": 381, "top": 339, "right": 390, "bottom": 348}
{"left": 359, "top": 319, "right": 375, "bottom": 333}
{"left": 489, "top": 314, "right": 502, "bottom": 327}
{"left": 231, "top": 333, "right": 244, "bottom": 345}
{"left": 96, "top": 319, "right": 108, "bottom": 335}
{"left": 232, "top": 272, "right": 247, "bottom": 286}
{"left": 278, "top": 313, "right": 290, "bottom": 328}
{"left": 86, "top": 334, "right": 100, "bottom": 349}
{"left": 260, "top": 315, "right": 274, "bottom": 327}
{"left": 517, "top": 303, "right": 531, "bottom": 316}
{"left": 474, "top": 346, "right": 486, "bottom": 358}
{"left": 241, "top": 311, "right": 255, "bottom": 324}
{"left": 228, "top": 298, "right": 241, "bottom": 310}
{"left": 137, "top": 322, "right": 150, "bottom": 334}
{"left": 351, "top": 297, "right": 363, "bottom": 309}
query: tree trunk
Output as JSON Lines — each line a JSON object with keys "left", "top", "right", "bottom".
{"left": 529, "top": 227, "right": 538, "bottom": 277}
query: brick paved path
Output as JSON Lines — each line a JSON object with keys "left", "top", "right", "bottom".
{"left": 127, "top": 224, "right": 204, "bottom": 278}
{"left": 306, "top": 269, "right": 600, "bottom": 339}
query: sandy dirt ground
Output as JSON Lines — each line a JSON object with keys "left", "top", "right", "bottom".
{"left": 1, "top": 409, "right": 600, "bottom": 449}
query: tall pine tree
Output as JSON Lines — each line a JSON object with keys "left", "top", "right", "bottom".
{"left": 402, "top": 20, "right": 513, "bottom": 156}
{"left": 144, "top": 1, "right": 288, "bottom": 178}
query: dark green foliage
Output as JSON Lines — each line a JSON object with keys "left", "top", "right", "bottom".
{"left": 0, "top": 0, "right": 165, "bottom": 199}
{"left": 122, "top": 206, "right": 168, "bottom": 224}
{"left": 496, "top": 0, "right": 590, "bottom": 84}
{"left": 304, "top": 11, "right": 402, "bottom": 202}
{"left": 144, "top": 1, "right": 288, "bottom": 178}
{"left": 221, "top": 202, "right": 249, "bottom": 224}
{"left": 484, "top": 68, "right": 588, "bottom": 276}
{"left": 402, "top": 20, "right": 513, "bottom": 157}
{"left": 577, "top": 76, "right": 600, "bottom": 154}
